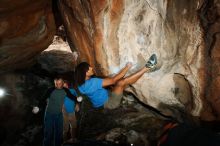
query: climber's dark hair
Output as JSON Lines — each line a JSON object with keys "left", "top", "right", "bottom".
{"left": 74, "top": 62, "right": 90, "bottom": 87}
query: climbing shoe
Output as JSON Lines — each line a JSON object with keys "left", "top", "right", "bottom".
{"left": 145, "top": 54, "right": 157, "bottom": 69}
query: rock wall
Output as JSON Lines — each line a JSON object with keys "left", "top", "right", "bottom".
{"left": 58, "top": 0, "right": 220, "bottom": 120}
{"left": 59, "top": 0, "right": 210, "bottom": 116}
{"left": 200, "top": 0, "right": 220, "bottom": 120}
{"left": 1, "top": 0, "right": 220, "bottom": 121}
{"left": 38, "top": 35, "right": 77, "bottom": 73}
{"left": 0, "top": 0, "right": 56, "bottom": 73}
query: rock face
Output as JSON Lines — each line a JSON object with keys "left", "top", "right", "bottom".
{"left": 57, "top": 0, "right": 219, "bottom": 120}
{"left": 1, "top": 0, "right": 220, "bottom": 121}
{"left": 201, "top": 0, "right": 220, "bottom": 120}
{"left": 38, "top": 35, "right": 77, "bottom": 73}
{"left": 0, "top": 0, "right": 56, "bottom": 73}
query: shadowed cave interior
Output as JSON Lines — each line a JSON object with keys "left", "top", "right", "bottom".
{"left": 1, "top": 0, "right": 220, "bottom": 146}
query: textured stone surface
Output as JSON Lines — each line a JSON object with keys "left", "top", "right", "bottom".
{"left": 58, "top": 0, "right": 211, "bottom": 119}
{"left": 1, "top": 0, "right": 220, "bottom": 120}
{"left": 200, "top": 0, "right": 220, "bottom": 120}
{"left": 109, "top": 0, "right": 203, "bottom": 118}
{"left": 77, "top": 101, "right": 165, "bottom": 145}
{"left": 57, "top": 0, "right": 97, "bottom": 70}
{"left": 38, "top": 36, "right": 77, "bottom": 73}
{"left": 0, "top": 0, "right": 56, "bottom": 73}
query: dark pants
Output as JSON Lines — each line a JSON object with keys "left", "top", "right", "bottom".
{"left": 43, "top": 112, "right": 63, "bottom": 146}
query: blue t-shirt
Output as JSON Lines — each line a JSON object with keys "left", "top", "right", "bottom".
{"left": 78, "top": 78, "right": 109, "bottom": 107}
{"left": 63, "top": 88, "right": 77, "bottom": 113}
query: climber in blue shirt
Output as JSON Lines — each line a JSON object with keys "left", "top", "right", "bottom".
{"left": 74, "top": 54, "right": 158, "bottom": 109}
